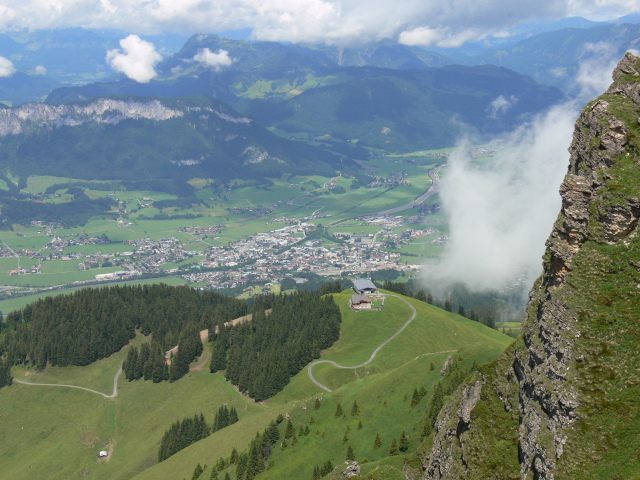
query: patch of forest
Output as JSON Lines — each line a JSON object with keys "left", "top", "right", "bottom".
{"left": 0, "top": 284, "right": 248, "bottom": 374}
{"left": 212, "top": 291, "right": 342, "bottom": 401}
{"left": 158, "top": 406, "right": 239, "bottom": 463}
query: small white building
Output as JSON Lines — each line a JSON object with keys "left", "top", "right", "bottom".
{"left": 99, "top": 450, "right": 108, "bottom": 458}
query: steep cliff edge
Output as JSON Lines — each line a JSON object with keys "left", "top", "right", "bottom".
{"left": 420, "top": 53, "right": 640, "bottom": 480}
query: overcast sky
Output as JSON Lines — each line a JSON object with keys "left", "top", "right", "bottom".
{"left": 0, "top": 0, "right": 637, "bottom": 46}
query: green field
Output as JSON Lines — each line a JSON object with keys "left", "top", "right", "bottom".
{"left": 0, "top": 291, "right": 511, "bottom": 480}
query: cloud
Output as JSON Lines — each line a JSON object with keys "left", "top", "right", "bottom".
{"left": 106, "top": 34, "right": 161, "bottom": 83}
{"left": 34, "top": 65, "right": 46, "bottom": 75}
{"left": 574, "top": 42, "right": 620, "bottom": 99}
{"left": 421, "top": 50, "right": 623, "bottom": 294}
{"left": 488, "top": 95, "right": 518, "bottom": 118}
{"left": 0, "top": 56, "right": 16, "bottom": 77}
{"left": 193, "top": 48, "right": 233, "bottom": 69}
{"left": 0, "top": 1, "right": 636, "bottom": 47}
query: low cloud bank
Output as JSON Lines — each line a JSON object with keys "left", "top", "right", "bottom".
{"left": 422, "top": 47, "right": 623, "bottom": 295}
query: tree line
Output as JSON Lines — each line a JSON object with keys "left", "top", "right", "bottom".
{"left": 211, "top": 291, "right": 342, "bottom": 401}
{"left": 380, "top": 281, "right": 498, "bottom": 329}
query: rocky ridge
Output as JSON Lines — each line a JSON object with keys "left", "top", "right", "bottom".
{"left": 420, "top": 53, "right": 640, "bottom": 480}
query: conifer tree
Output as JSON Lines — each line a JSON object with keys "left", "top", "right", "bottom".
{"left": 374, "top": 433, "right": 382, "bottom": 448}
{"left": 429, "top": 362, "right": 435, "bottom": 372}
{"left": 343, "top": 431, "right": 349, "bottom": 444}
{"left": 224, "top": 473, "right": 230, "bottom": 480}
{"left": 357, "top": 421, "right": 362, "bottom": 430}
{"left": 299, "top": 425, "right": 305, "bottom": 437}
{"left": 309, "top": 415, "right": 315, "bottom": 424}
{"left": 209, "top": 467, "right": 218, "bottom": 480}
{"left": 389, "top": 438, "right": 399, "bottom": 456}
{"left": 304, "top": 425, "right": 310, "bottom": 435}
{"left": 350, "top": 399, "right": 359, "bottom": 416}
{"left": 230, "top": 448, "right": 238, "bottom": 464}
{"left": 346, "top": 444, "right": 355, "bottom": 461}
{"left": 411, "top": 388, "right": 421, "bottom": 407}
{"left": 335, "top": 403, "right": 343, "bottom": 417}
{"left": 314, "top": 397, "right": 321, "bottom": 409}
{"left": 284, "top": 419, "right": 294, "bottom": 438}
{"left": 399, "top": 430, "right": 409, "bottom": 452}
{"left": 191, "top": 463, "right": 203, "bottom": 480}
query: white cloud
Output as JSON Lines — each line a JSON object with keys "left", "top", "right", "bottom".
{"left": 193, "top": 48, "right": 233, "bottom": 69}
{"left": 488, "top": 95, "right": 518, "bottom": 118}
{"left": 106, "top": 34, "right": 162, "bottom": 83}
{"left": 422, "top": 103, "right": 575, "bottom": 293}
{"left": 421, "top": 51, "right": 623, "bottom": 294}
{"left": 398, "top": 26, "right": 444, "bottom": 47}
{"left": 35, "top": 65, "right": 46, "bottom": 75}
{"left": 0, "top": 56, "right": 16, "bottom": 77}
{"left": 574, "top": 42, "right": 620, "bottom": 99}
{"left": 0, "top": 0, "right": 636, "bottom": 47}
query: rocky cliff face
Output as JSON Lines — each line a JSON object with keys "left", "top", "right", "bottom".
{"left": 0, "top": 97, "right": 258, "bottom": 136}
{"left": 421, "top": 53, "right": 640, "bottom": 480}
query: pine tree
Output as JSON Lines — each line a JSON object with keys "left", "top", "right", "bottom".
{"left": 210, "top": 467, "right": 218, "bottom": 480}
{"left": 309, "top": 415, "right": 315, "bottom": 424}
{"left": 284, "top": 419, "right": 294, "bottom": 438}
{"left": 304, "top": 425, "right": 310, "bottom": 435}
{"left": 357, "top": 421, "right": 362, "bottom": 430}
{"left": 350, "top": 399, "right": 359, "bottom": 416}
{"left": 191, "top": 463, "right": 203, "bottom": 480}
{"left": 314, "top": 397, "right": 321, "bottom": 409}
{"left": 411, "top": 388, "right": 421, "bottom": 407}
{"left": 230, "top": 448, "right": 238, "bottom": 464}
{"left": 299, "top": 425, "right": 305, "bottom": 437}
{"left": 457, "top": 305, "right": 466, "bottom": 317}
{"left": 389, "top": 438, "right": 399, "bottom": 456}
{"left": 429, "top": 361, "right": 435, "bottom": 372}
{"left": 335, "top": 403, "right": 343, "bottom": 417}
{"left": 224, "top": 473, "right": 230, "bottom": 480}
{"left": 399, "top": 430, "right": 409, "bottom": 452}
{"left": 374, "top": 433, "right": 382, "bottom": 448}
{"left": 444, "top": 300, "right": 452, "bottom": 312}
{"left": 343, "top": 431, "right": 349, "bottom": 444}
{"left": 346, "top": 444, "right": 355, "bottom": 461}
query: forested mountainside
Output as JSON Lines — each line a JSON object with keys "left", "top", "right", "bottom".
{"left": 0, "top": 95, "right": 347, "bottom": 184}
{"left": 417, "top": 52, "right": 640, "bottom": 480}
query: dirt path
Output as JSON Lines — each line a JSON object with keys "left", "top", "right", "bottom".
{"left": 14, "top": 366, "right": 122, "bottom": 399}
{"left": 307, "top": 294, "right": 455, "bottom": 393}
{"left": 165, "top": 309, "right": 272, "bottom": 364}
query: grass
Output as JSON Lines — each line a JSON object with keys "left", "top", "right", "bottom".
{"left": 0, "top": 292, "right": 513, "bottom": 480}
{"left": 0, "top": 341, "right": 263, "bottom": 480}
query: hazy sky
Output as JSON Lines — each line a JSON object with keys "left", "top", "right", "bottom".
{"left": 0, "top": 0, "right": 637, "bottom": 46}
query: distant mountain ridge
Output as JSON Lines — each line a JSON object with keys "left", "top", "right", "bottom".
{"left": 0, "top": 95, "right": 347, "bottom": 186}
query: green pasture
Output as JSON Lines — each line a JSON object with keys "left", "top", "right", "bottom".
{"left": 0, "top": 343, "right": 263, "bottom": 480}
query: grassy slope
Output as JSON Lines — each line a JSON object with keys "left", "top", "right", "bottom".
{"left": 132, "top": 294, "right": 512, "bottom": 480}
{"left": 0, "top": 344, "right": 263, "bottom": 480}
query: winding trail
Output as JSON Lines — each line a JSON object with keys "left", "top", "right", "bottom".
{"left": 308, "top": 294, "right": 419, "bottom": 392}
{"left": 14, "top": 366, "right": 123, "bottom": 399}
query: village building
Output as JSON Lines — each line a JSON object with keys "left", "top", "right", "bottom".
{"left": 353, "top": 279, "right": 377, "bottom": 295}
{"left": 350, "top": 293, "right": 372, "bottom": 309}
